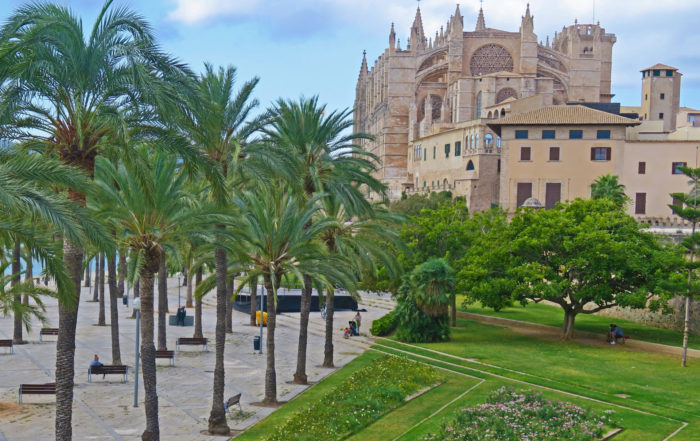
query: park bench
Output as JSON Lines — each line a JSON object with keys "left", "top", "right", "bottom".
{"left": 0, "top": 339, "right": 14, "bottom": 354}
{"left": 224, "top": 393, "right": 242, "bottom": 417}
{"left": 176, "top": 337, "right": 208, "bottom": 352}
{"left": 155, "top": 350, "right": 175, "bottom": 366}
{"left": 88, "top": 365, "right": 129, "bottom": 383}
{"left": 18, "top": 383, "right": 55, "bottom": 404}
{"left": 39, "top": 328, "right": 59, "bottom": 342}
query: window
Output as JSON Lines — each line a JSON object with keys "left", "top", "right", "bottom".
{"left": 516, "top": 183, "right": 532, "bottom": 207}
{"left": 672, "top": 162, "right": 687, "bottom": 174}
{"left": 545, "top": 183, "right": 561, "bottom": 209}
{"left": 485, "top": 133, "right": 494, "bottom": 146}
{"left": 466, "top": 160, "right": 475, "bottom": 171}
{"left": 653, "top": 70, "right": 660, "bottom": 77}
{"left": 445, "top": 143, "right": 450, "bottom": 158}
{"left": 645, "top": 94, "right": 648, "bottom": 101}
{"left": 660, "top": 93, "right": 665, "bottom": 100}
{"left": 596, "top": 130, "right": 611, "bottom": 139}
{"left": 542, "top": 130, "right": 556, "bottom": 139}
{"left": 455, "top": 141, "right": 461, "bottom": 157}
{"left": 475, "top": 134, "right": 480, "bottom": 148}
{"left": 497, "top": 136, "right": 501, "bottom": 148}
{"left": 515, "top": 130, "right": 529, "bottom": 139}
{"left": 433, "top": 146, "right": 436, "bottom": 159}
{"left": 497, "top": 159, "right": 501, "bottom": 173}
{"left": 423, "top": 181, "right": 426, "bottom": 188}
{"left": 635, "top": 192, "right": 646, "bottom": 214}
{"left": 520, "top": 147, "right": 531, "bottom": 161}
{"left": 423, "top": 148, "right": 427, "bottom": 161}
{"left": 414, "top": 144, "right": 422, "bottom": 159}
{"left": 638, "top": 161, "right": 646, "bottom": 174}
{"left": 666, "top": 70, "right": 674, "bottom": 77}
{"left": 590, "top": 147, "right": 611, "bottom": 161}
{"left": 659, "top": 113, "right": 664, "bottom": 119}
{"left": 549, "top": 147, "right": 560, "bottom": 161}
{"left": 569, "top": 130, "right": 583, "bottom": 139}
{"left": 470, "top": 135, "right": 474, "bottom": 149}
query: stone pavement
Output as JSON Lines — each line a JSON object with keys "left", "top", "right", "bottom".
{"left": 0, "top": 278, "right": 394, "bottom": 440}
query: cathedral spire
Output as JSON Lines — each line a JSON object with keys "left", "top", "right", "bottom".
{"left": 389, "top": 22, "right": 396, "bottom": 50}
{"left": 410, "top": 5, "right": 425, "bottom": 51}
{"left": 359, "top": 50, "right": 368, "bottom": 78}
{"left": 475, "top": 4, "right": 486, "bottom": 31}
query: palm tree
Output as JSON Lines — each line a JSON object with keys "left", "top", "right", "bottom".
{"left": 0, "top": 259, "right": 58, "bottom": 332}
{"left": 261, "top": 96, "right": 385, "bottom": 380}
{"left": 223, "top": 186, "right": 355, "bottom": 405}
{"left": 95, "top": 150, "right": 222, "bottom": 441}
{"left": 591, "top": 174, "right": 629, "bottom": 207}
{"left": 0, "top": 3, "right": 192, "bottom": 438}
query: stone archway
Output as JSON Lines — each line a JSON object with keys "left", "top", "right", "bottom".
{"left": 496, "top": 87, "right": 517, "bottom": 103}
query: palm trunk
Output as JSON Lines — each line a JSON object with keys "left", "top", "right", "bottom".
{"left": 262, "top": 274, "right": 278, "bottom": 405}
{"left": 139, "top": 266, "right": 159, "bottom": 441}
{"left": 249, "top": 279, "right": 257, "bottom": 326}
{"left": 118, "top": 249, "right": 126, "bottom": 298}
{"left": 225, "top": 276, "right": 233, "bottom": 333}
{"left": 293, "top": 274, "right": 312, "bottom": 384}
{"left": 185, "top": 264, "right": 193, "bottom": 308}
{"left": 84, "top": 256, "right": 91, "bottom": 287}
{"left": 322, "top": 289, "right": 335, "bottom": 368}
{"left": 12, "top": 238, "right": 22, "bottom": 344}
{"left": 562, "top": 309, "right": 576, "bottom": 341}
{"left": 24, "top": 252, "right": 32, "bottom": 305}
{"left": 157, "top": 252, "right": 168, "bottom": 351}
{"left": 98, "top": 253, "right": 106, "bottom": 326}
{"left": 183, "top": 266, "right": 188, "bottom": 287}
{"left": 450, "top": 295, "right": 457, "bottom": 327}
{"left": 55, "top": 238, "right": 83, "bottom": 441}
{"left": 208, "top": 245, "right": 230, "bottom": 435}
{"left": 194, "top": 268, "right": 203, "bottom": 339}
{"left": 92, "top": 254, "right": 99, "bottom": 301}
{"left": 107, "top": 250, "right": 121, "bottom": 365}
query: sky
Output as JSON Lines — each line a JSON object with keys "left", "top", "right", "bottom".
{"left": 2, "top": 0, "right": 699, "bottom": 113}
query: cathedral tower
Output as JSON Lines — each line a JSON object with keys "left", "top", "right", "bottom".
{"left": 641, "top": 64, "right": 681, "bottom": 132}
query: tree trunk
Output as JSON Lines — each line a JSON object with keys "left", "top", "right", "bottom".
{"left": 262, "top": 274, "right": 278, "bottom": 405}
{"left": 194, "top": 268, "right": 203, "bottom": 339}
{"left": 682, "top": 295, "right": 692, "bottom": 367}
{"left": 225, "top": 276, "right": 233, "bottom": 334}
{"left": 450, "top": 295, "right": 457, "bottom": 327}
{"left": 55, "top": 238, "right": 83, "bottom": 441}
{"left": 107, "top": 250, "right": 121, "bottom": 365}
{"left": 562, "top": 309, "right": 576, "bottom": 340}
{"left": 84, "top": 256, "right": 91, "bottom": 287}
{"left": 183, "top": 265, "right": 188, "bottom": 287}
{"left": 157, "top": 253, "right": 168, "bottom": 351}
{"left": 208, "top": 245, "right": 230, "bottom": 435}
{"left": 249, "top": 279, "right": 257, "bottom": 326}
{"left": 118, "top": 249, "right": 126, "bottom": 298}
{"left": 12, "top": 238, "right": 22, "bottom": 344}
{"left": 293, "top": 274, "right": 312, "bottom": 384}
{"left": 92, "top": 254, "right": 100, "bottom": 301}
{"left": 322, "top": 289, "right": 335, "bottom": 368}
{"left": 140, "top": 267, "right": 160, "bottom": 441}
{"left": 98, "top": 253, "right": 106, "bottom": 326}
{"left": 24, "top": 251, "right": 32, "bottom": 305}
{"left": 185, "top": 264, "right": 193, "bottom": 308}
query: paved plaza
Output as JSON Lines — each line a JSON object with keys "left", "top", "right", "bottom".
{"left": 0, "top": 278, "right": 394, "bottom": 440}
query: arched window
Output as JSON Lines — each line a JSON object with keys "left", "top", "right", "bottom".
{"left": 497, "top": 136, "right": 502, "bottom": 148}
{"left": 466, "top": 160, "right": 475, "bottom": 171}
{"left": 475, "top": 134, "right": 480, "bottom": 149}
{"left": 487, "top": 111, "right": 493, "bottom": 119}
{"left": 443, "top": 178, "right": 448, "bottom": 188}
{"left": 501, "top": 108, "right": 506, "bottom": 117}
{"left": 470, "top": 135, "right": 474, "bottom": 149}
{"left": 476, "top": 92, "right": 482, "bottom": 119}
{"left": 485, "top": 133, "right": 493, "bottom": 146}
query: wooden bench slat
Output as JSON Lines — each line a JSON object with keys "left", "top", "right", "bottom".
{"left": 176, "top": 338, "right": 208, "bottom": 352}
{"left": 19, "top": 383, "right": 56, "bottom": 403}
{"left": 88, "top": 365, "right": 129, "bottom": 383}
{"left": 155, "top": 350, "right": 175, "bottom": 366}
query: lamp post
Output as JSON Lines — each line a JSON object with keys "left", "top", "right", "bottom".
{"left": 177, "top": 272, "right": 182, "bottom": 309}
{"left": 133, "top": 297, "right": 141, "bottom": 408}
{"left": 258, "top": 283, "right": 264, "bottom": 355}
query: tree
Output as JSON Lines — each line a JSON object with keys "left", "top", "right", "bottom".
{"left": 591, "top": 174, "right": 629, "bottom": 207}
{"left": 473, "top": 199, "right": 680, "bottom": 340}
{"left": 0, "top": 259, "right": 57, "bottom": 333}
{"left": 0, "top": 2, "right": 192, "bottom": 438}
{"left": 261, "top": 96, "right": 383, "bottom": 380}
{"left": 669, "top": 165, "right": 700, "bottom": 367}
{"left": 396, "top": 258, "right": 454, "bottom": 343}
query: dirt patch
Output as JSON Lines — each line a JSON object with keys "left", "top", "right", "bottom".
{"left": 0, "top": 402, "right": 29, "bottom": 419}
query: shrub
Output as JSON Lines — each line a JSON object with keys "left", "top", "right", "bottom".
{"left": 266, "top": 356, "right": 442, "bottom": 441}
{"left": 370, "top": 309, "right": 399, "bottom": 336}
{"left": 423, "top": 387, "right": 617, "bottom": 441}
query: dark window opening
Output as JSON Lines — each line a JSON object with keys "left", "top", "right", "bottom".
{"left": 597, "top": 130, "right": 611, "bottom": 139}
{"left": 515, "top": 130, "right": 529, "bottom": 139}
{"left": 445, "top": 143, "right": 450, "bottom": 158}
{"left": 659, "top": 113, "right": 664, "bottom": 119}
{"left": 517, "top": 183, "right": 532, "bottom": 207}
{"left": 635, "top": 193, "right": 646, "bottom": 214}
{"left": 520, "top": 147, "right": 531, "bottom": 161}
{"left": 660, "top": 93, "right": 665, "bottom": 100}
{"left": 653, "top": 70, "right": 660, "bottom": 77}
{"left": 638, "top": 161, "right": 646, "bottom": 174}
{"left": 672, "top": 162, "right": 687, "bottom": 174}
{"left": 591, "top": 147, "right": 611, "bottom": 161}
{"left": 549, "top": 147, "right": 560, "bottom": 161}
{"left": 455, "top": 141, "right": 461, "bottom": 156}
{"left": 569, "top": 130, "right": 583, "bottom": 139}
{"left": 545, "top": 183, "right": 561, "bottom": 209}
{"left": 542, "top": 130, "right": 556, "bottom": 139}
{"left": 666, "top": 70, "right": 674, "bottom": 77}
{"left": 466, "top": 160, "right": 475, "bottom": 171}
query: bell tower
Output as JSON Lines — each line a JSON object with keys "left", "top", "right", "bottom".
{"left": 640, "top": 64, "right": 681, "bottom": 132}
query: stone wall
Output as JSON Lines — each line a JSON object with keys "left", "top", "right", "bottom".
{"left": 597, "top": 296, "right": 700, "bottom": 336}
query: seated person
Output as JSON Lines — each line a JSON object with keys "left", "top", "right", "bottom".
{"left": 176, "top": 306, "right": 186, "bottom": 326}
{"left": 349, "top": 320, "right": 359, "bottom": 336}
{"left": 607, "top": 324, "right": 624, "bottom": 344}
{"left": 343, "top": 327, "right": 350, "bottom": 339}
{"left": 90, "top": 354, "right": 105, "bottom": 378}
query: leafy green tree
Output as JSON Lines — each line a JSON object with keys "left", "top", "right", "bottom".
{"left": 591, "top": 174, "right": 629, "bottom": 207}
{"left": 396, "top": 258, "right": 455, "bottom": 343}
{"left": 0, "top": 2, "right": 191, "bottom": 438}
{"left": 669, "top": 165, "right": 700, "bottom": 367}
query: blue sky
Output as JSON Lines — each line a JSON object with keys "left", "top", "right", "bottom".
{"left": 3, "top": 0, "right": 699, "bottom": 113}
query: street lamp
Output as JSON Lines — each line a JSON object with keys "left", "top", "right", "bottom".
{"left": 133, "top": 297, "right": 141, "bottom": 408}
{"left": 177, "top": 272, "right": 182, "bottom": 309}
{"left": 258, "top": 283, "right": 264, "bottom": 355}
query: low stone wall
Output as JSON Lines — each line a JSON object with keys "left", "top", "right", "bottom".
{"left": 597, "top": 296, "right": 700, "bottom": 336}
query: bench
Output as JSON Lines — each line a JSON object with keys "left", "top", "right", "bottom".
{"left": 88, "top": 365, "right": 129, "bottom": 383}
{"left": 19, "top": 383, "right": 55, "bottom": 404}
{"left": 176, "top": 337, "right": 208, "bottom": 352}
{"left": 39, "top": 328, "right": 59, "bottom": 342}
{"left": 156, "top": 350, "right": 175, "bottom": 366}
{"left": 168, "top": 315, "right": 194, "bottom": 326}
{"left": 224, "top": 393, "right": 242, "bottom": 417}
{"left": 0, "top": 339, "right": 13, "bottom": 354}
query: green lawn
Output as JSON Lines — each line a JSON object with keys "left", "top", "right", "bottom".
{"left": 237, "top": 317, "right": 700, "bottom": 440}
{"left": 459, "top": 296, "right": 700, "bottom": 350}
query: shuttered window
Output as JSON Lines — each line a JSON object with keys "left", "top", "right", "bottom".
{"left": 638, "top": 162, "right": 646, "bottom": 174}
{"left": 549, "top": 147, "right": 560, "bottom": 161}
{"left": 516, "top": 183, "right": 532, "bottom": 207}
{"left": 591, "top": 147, "right": 611, "bottom": 161}
{"left": 520, "top": 147, "right": 531, "bottom": 161}
{"left": 545, "top": 183, "right": 561, "bottom": 209}
{"left": 635, "top": 193, "right": 646, "bottom": 214}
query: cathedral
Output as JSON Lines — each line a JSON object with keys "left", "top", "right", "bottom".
{"left": 354, "top": 4, "right": 616, "bottom": 201}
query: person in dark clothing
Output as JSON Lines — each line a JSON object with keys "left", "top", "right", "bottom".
{"left": 176, "top": 306, "right": 186, "bottom": 326}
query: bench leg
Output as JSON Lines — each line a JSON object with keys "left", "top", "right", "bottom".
{"left": 18, "top": 392, "right": 22, "bottom": 404}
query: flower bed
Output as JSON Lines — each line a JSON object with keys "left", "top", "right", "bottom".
{"left": 265, "top": 355, "right": 443, "bottom": 441}
{"left": 424, "top": 387, "right": 617, "bottom": 441}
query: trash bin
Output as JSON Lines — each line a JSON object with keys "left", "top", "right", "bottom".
{"left": 253, "top": 336, "right": 261, "bottom": 351}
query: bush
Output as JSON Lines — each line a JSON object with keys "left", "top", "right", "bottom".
{"left": 266, "top": 356, "right": 442, "bottom": 441}
{"left": 395, "top": 297, "right": 450, "bottom": 342}
{"left": 423, "top": 387, "right": 617, "bottom": 441}
{"left": 370, "top": 309, "right": 399, "bottom": 336}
